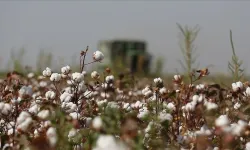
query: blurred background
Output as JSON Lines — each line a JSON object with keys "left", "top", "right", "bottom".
{"left": 0, "top": 1, "right": 250, "bottom": 76}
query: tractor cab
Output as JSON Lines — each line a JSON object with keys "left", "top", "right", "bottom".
{"left": 97, "top": 39, "right": 151, "bottom": 74}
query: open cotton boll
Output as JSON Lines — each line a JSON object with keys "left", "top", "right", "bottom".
{"left": 105, "top": 75, "right": 114, "bottom": 83}
{"left": 16, "top": 111, "right": 32, "bottom": 132}
{"left": 46, "top": 127, "right": 57, "bottom": 147}
{"left": 137, "top": 108, "right": 149, "bottom": 119}
{"left": 234, "top": 102, "right": 241, "bottom": 110}
{"left": 196, "top": 84, "right": 205, "bottom": 90}
{"left": 91, "top": 71, "right": 100, "bottom": 79}
{"left": 50, "top": 73, "right": 61, "bottom": 82}
{"left": 232, "top": 81, "right": 243, "bottom": 92}
{"left": 0, "top": 103, "right": 12, "bottom": 115}
{"left": 231, "top": 120, "right": 247, "bottom": 136}
{"left": 17, "top": 117, "right": 32, "bottom": 132}
{"left": 166, "top": 102, "right": 176, "bottom": 112}
{"left": 153, "top": 77, "right": 163, "bottom": 86}
{"left": 29, "top": 104, "right": 39, "bottom": 114}
{"left": 192, "top": 95, "right": 199, "bottom": 103}
{"left": 45, "top": 91, "right": 56, "bottom": 100}
{"left": 174, "top": 75, "right": 181, "bottom": 82}
{"left": 204, "top": 101, "right": 218, "bottom": 110}
{"left": 70, "top": 112, "right": 80, "bottom": 119}
{"left": 245, "top": 87, "right": 250, "bottom": 97}
{"left": 92, "top": 116, "right": 103, "bottom": 129}
{"left": 17, "top": 111, "right": 31, "bottom": 125}
{"left": 61, "top": 65, "right": 71, "bottom": 75}
{"left": 42, "top": 67, "right": 52, "bottom": 77}
{"left": 19, "top": 86, "right": 33, "bottom": 97}
{"left": 159, "top": 87, "right": 167, "bottom": 95}
{"left": 72, "top": 72, "right": 84, "bottom": 83}
{"left": 184, "top": 101, "right": 196, "bottom": 112}
{"left": 195, "top": 124, "right": 212, "bottom": 136}
{"left": 246, "top": 142, "right": 250, "bottom": 150}
{"left": 37, "top": 110, "right": 50, "bottom": 120}
{"left": 158, "top": 112, "right": 173, "bottom": 122}
{"left": 68, "top": 128, "right": 78, "bottom": 140}
{"left": 215, "top": 115, "right": 230, "bottom": 127}
{"left": 93, "top": 50, "right": 104, "bottom": 62}
{"left": 60, "top": 92, "right": 73, "bottom": 102}
{"left": 93, "top": 134, "right": 127, "bottom": 150}
{"left": 27, "top": 72, "right": 35, "bottom": 78}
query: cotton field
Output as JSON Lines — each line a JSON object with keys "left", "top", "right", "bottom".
{"left": 0, "top": 50, "right": 250, "bottom": 150}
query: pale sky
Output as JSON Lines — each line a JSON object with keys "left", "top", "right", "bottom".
{"left": 0, "top": 1, "right": 250, "bottom": 74}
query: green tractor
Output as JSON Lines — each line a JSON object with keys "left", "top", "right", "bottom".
{"left": 97, "top": 39, "right": 152, "bottom": 74}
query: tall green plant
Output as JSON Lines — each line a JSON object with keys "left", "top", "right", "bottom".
{"left": 177, "top": 23, "right": 200, "bottom": 82}
{"left": 228, "top": 30, "right": 244, "bottom": 81}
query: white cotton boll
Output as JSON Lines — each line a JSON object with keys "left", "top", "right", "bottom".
{"left": 134, "top": 101, "right": 143, "bottom": 108}
{"left": 153, "top": 77, "right": 163, "bottom": 85}
{"left": 96, "top": 99, "right": 108, "bottom": 106}
{"left": 123, "top": 103, "right": 130, "bottom": 110}
{"left": 196, "top": 84, "right": 205, "bottom": 90}
{"left": 246, "top": 142, "right": 250, "bottom": 150}
{"left": 68, "top": 128, "right": 77, "bottom": 139}
{"left": 17, "top": 111, "right": 31, "bottom": 125}
{"left": 72, "top": 72, "right": 84, "bottom": 83}
{"left": 93, "top": 135, "right": 127, "bottom": 150}
{"left": 195, "top": 125, "right": 212, "bottom": 136}
{"left": 27, "top": 72, "right": 35, "bottom": 78}
{"left": 8, "top": 129, "right": 13, "bottom": 136}
{"left": 1, "top": 103, "right": 12, "bottom": 115}
{"left": 61, "top": 65, "right": 71, "bottom": 75}
{"left": 19, "top": 86, "right": 33, "bottom": 97}
{"left": 45, "top": 91, "right": 56, "bottom": 100}
{"left": 137, "top": 108, "right": 149, "bottom": 119}
{"left": 232, "top": 81, "right": 243, "bottom": 92}
{"left": 236, "top": 81, "right": 243, "bottom": 89}
{"left": 174, "top": 75, "right": 181, "bottom": 81}
{"left": 198, "top": 95, "right": 204, "bottom": 102}
{"left": 184, "top": 102, "right": 196, "bottom": 112}
{"left": 245, "top": 87, "right": 250, "bottom": 97}
{"left": 167, "top": 102, "right": 176, "bottom": 111}
{"left": 37, "top": 110, "right": 50, "bottom": 120}
{"left": 17, "top": 117, "right": 32, "bottom": 132}
{"left": 204, "top": 101, "right": 218, "bottom": 110}
{"left": 60, "top": 92, "right": 73, "bottom": 102}
{"left": 192, "top": 95, "right": 199, "bottom": 103}
{"left": 43, "top": 67, "right": 52, "bottom": 77}
{"left": 34, "top": 129, "right": 39, "bottom": 137}
{"left": 215, "top": 115, "right": 229, "bottom": 127}
{"left": 159, "top": 87, "right": 167, "bottom": 95}
{"left": 93, "top": 50, "right": 104, "bottom": 62}
{"left": 231, "top": 120, "right": 247, "bottom": 136}
{"left": 39, "top": 81, "right": 47, "bottom": 87}
{"left": 69, "top": 112, "right": 80, "bottom": 119}
{"left": 92, "top": 116, "right": 103, "bottom": 129}
{"left": 105, "top": 75, "right": 114, "bottom": 83}
{"left": 234, "top": 102, "right": 241, "bottom": 110}
{"left": 158, "top": 112, "right": 173, "bottom": 122}
{"left": 91, "top": 71, "right": 100, "bottom": 79}
{"left": 29, "top": 104, "right": 39, "bottom": 114}
{"left": 50, "top": 73, "right": 61, "bottom": 82}
{"left": 232, "top": 83, "right": 238, "bottom": 92}
{"left": 46, "top": 127, "right": 57, "bottom": 147}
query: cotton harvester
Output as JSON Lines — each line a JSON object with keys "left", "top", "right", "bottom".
{"left": 97, "top": 39, "right": 152, "bottom": 74}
